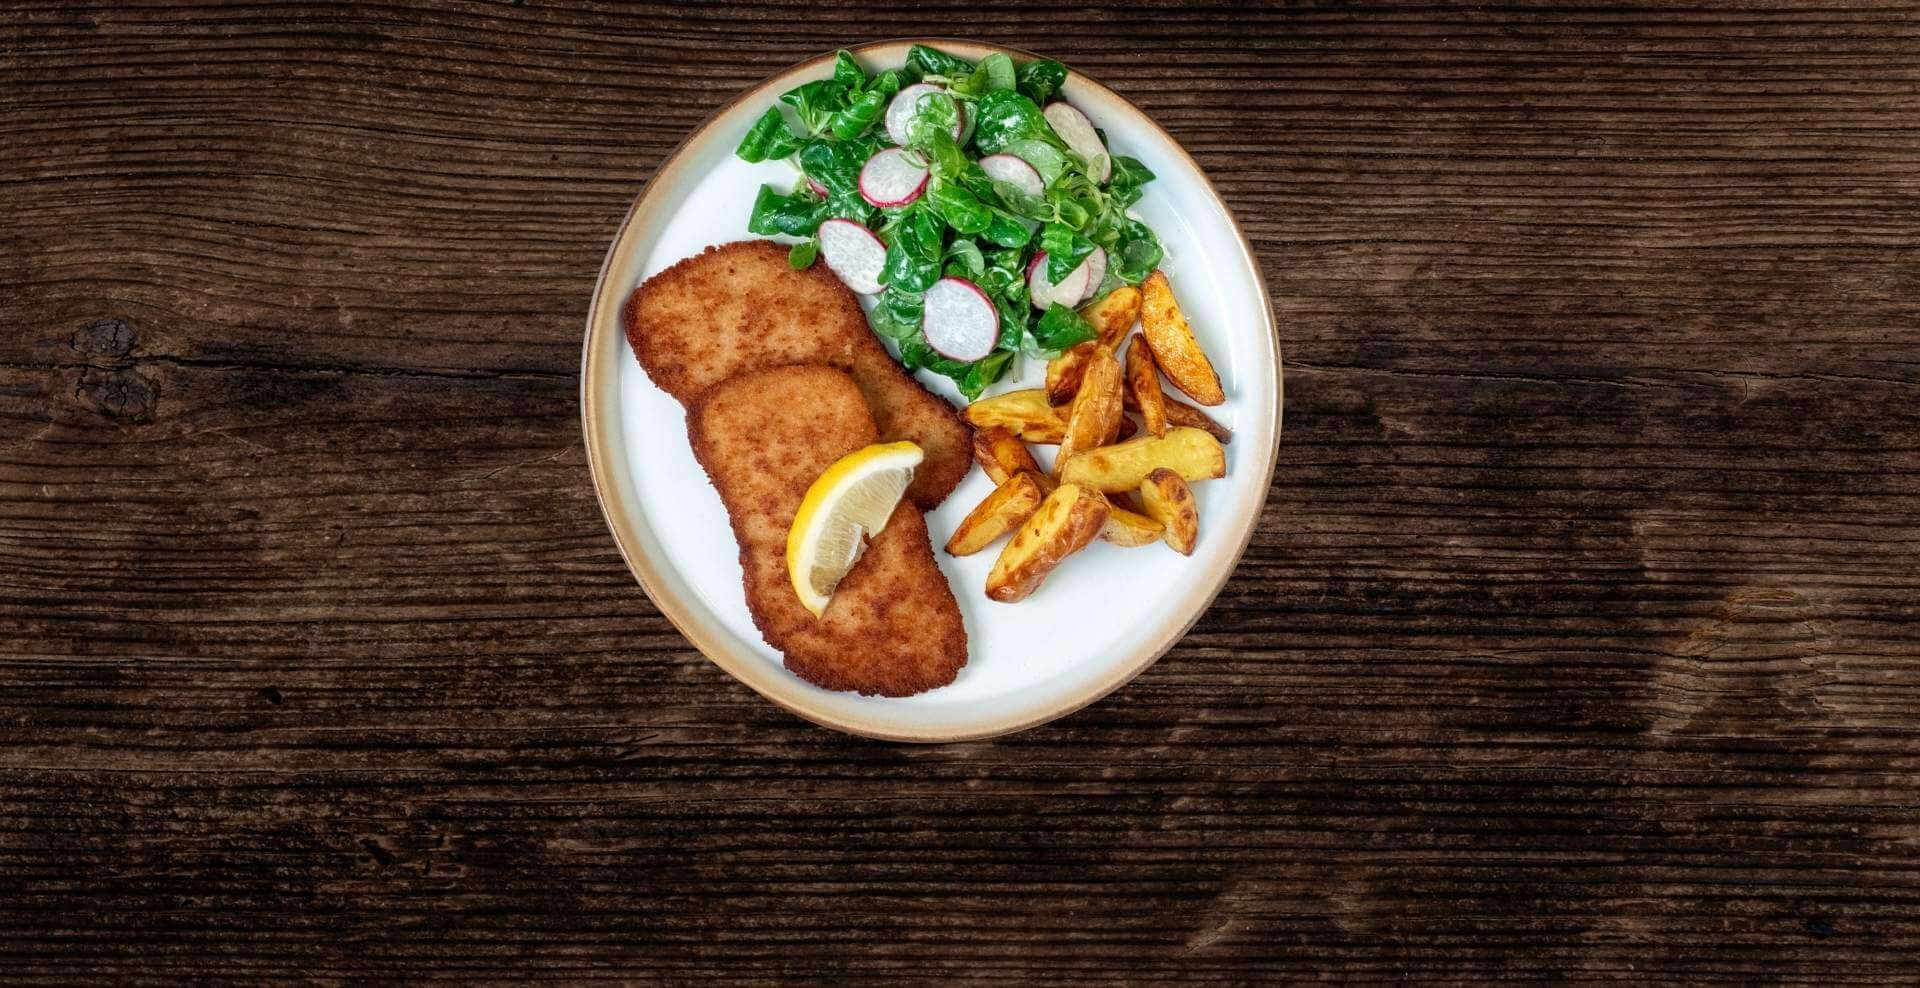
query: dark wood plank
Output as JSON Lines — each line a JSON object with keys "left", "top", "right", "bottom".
{"left": 3, "top": 1, "right": 1919, "bottom": 982}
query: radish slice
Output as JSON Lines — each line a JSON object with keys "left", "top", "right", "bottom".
{"left": 885, "top": 83, "right": 939, "bottom": 146}
{"left": 817, "top": 219, "right": 886, "bottom": 295}
{"left": 979, "top": 153, "right": 1044, "bottom": 198}
{"left": 921, "top": 278, "right": 999, "bottom": 361}
{"left": 1026, "top": 251, "right": 1094, "bottom": 310}
{"left": 858, "top": 148, "right": 929, "bottom": 207}
{"left": 885, "top": 83, "right": 965, "bottom": 147}
{"left": 957, "top": 102, "right": 975, "bottom": 146}
{"left": 806, "top": 177, "right": 829, "bottom": 198}
{"left": 1043, "top": 102, "right": 1110, "bottom": 183}
{"left": 1076, "top": 246, "right": 1108, "bottom": 304}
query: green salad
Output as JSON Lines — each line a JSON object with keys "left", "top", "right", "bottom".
{"left": 734, "top": 45, "right": 1164, "bottom": 399}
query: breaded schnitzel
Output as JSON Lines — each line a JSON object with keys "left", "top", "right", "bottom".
{"left": 686, "top": 365, "right": 967, "bottom": 697}
{"left": 626, "top": 240, "right": 972, "bottom": 509}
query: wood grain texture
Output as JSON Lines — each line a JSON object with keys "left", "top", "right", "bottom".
{"left": 4, "top": 0, "right": 1920, "bottom": 982}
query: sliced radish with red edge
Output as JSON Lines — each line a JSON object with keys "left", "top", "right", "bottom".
{"left": 858, "top": 148, "right": 929, "bottom": 207}
{"left": 921, "top": 278, "right": 999, "bottom": 362}
{"left": 1076, "top": 246, "right": 1108, "bottom": 304}
{"left": 1043, "top": 102, "right": 1110, "bottom": 183}
{"left": 806, "top": 177, "right": 828, "bottom": 198}
{"left": 1026, "top": 251, "right": 1093, "bottom": 311}
{"left": 816, "top": 219, "right": 886, "bottom": 295}
{"left": 885, "top": 83, "right": 965, "bottom": 147}
{"left": 979, "top": 154, "right": 1044, "bottom": 198}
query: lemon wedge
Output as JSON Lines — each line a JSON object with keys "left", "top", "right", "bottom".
{"left": 787, "top": 441, "right": 923, "bottom": 617}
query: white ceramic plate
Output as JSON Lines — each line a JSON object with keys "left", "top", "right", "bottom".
{"left": 582, "top": 41, "right": 1281, "bottom": 741}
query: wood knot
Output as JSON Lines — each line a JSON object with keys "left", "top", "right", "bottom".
{"left": 1648, "top": 586, "right": 1841, "bottom": 737}
{"left": 75, "top": 367, "right": 158, "bottom": 422}
{"left": 71, "top": 317, "right": 136, "bottom": 357}
{"left": 359, "top": 836, "right": 397, "bottom": 868}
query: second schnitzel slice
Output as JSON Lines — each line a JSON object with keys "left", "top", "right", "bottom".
{"left": 687, "top": 364, "right": 967, "bottom": 697}
{"left": 627, "top": 240, "right": 972, "bottom": 509}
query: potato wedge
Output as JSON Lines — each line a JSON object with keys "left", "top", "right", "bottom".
{"left": 1044, "top": 343, "right": 1095, "bottom": 405}
{"left": 1161, "top": 395, "right": 1232, "bottom": 444}
{"left": 963, "top": 389, "right": 1066, "bottom": 444}
{"left": 971, "top": 426, "right": 1045, "bottom": 486}
{"left": 966, "top": 390, "right": 1132, "bottom": 449}
{"left": 1043, "top": 286, "right": 1141, "bottom": 403}
{"left": 1101, "top": 497, "right": 1165, "bottom": 547}
{"left": 1055, "top": 347, "right": 1124, "bottom": 469}
{"left": 946, "top": 472, "right": 1045, "bottom": 556}
{"left": 986, "top": 483, "right": 1110, "bottom": 603}
{"left": 1139, "top": 468, "right": 1199, "bottom": 555}
{"left": 1057, "top": 426, "right": 1226, "bottom": 493}
{"left": 1083, "top": 285, "right": 1143, "bottom": 348}
{"left": 1124, "top": 337, "right": 1168, "bottom": 437}
{"left": 1124, "top": 388, "right": 1231, "bottom": 443}
{"left": 1139, "top": 270, "right": 1224, "bottom": 406}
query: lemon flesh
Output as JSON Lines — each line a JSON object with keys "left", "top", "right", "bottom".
{"left": 787, "top": 441, "right": 923, "bottom": 617}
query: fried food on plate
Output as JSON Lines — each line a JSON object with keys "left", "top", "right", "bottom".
{"left": 1083, "top": 285, "right": 1145, "bottom": 344}
{"left": 963, "top": 430, "right": 1156, "bottom": 550}
{"left": 1142, "top": 392, "right": 1232, "bottom": 444}
{"left": 1055, "top": 346, "right": 1125, "bottom": 469}
{"left": 1139, "top": 270, "right": 1224, "bottom": 406}
{"left": 1124, "top": 386, "right": 1232, "bottom": 444}
{"left": 628, "top": 240, "right": 971, "bottom": 508}
{"left": 687, "top": 365, "right": 965, "bottom": 697}
{"left": 971, "top": 427, "right": 1048, "bottom": 487}
{"left": 1057, "top": 426, "right": 1227, "bottom": 493}
{"left": 964, "top": 388, "right": 1067, "bottom": 444}
{"left": 1045, "top": 346, "right": 1092, "bottom": 406}
{"left": 1139, "top": 467, "right": 1199, "bottom": 555}
{"left": 946, "top": 472, "right": 1046, "bottom": 556}
{"left": 986, "top": 483, "right": 1110, "bottom": 603}
{"left": 1045, "top": 286, "right": 1143, "bottom": 403}
{"left": 1124, "top": 337, "right": 1168, "bottom": 437}
{"left": 1100, "top": 497, "right": 1165, "bottom": 547}
{"left": 965, "top": 388, "right": 1138, "bottom": 446}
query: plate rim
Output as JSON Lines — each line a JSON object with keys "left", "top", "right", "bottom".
{"left": 580, "top": 39, "right": 1283, "bottom": 742}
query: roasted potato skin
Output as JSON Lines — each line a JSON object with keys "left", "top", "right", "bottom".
{"left": 946, "top": 472, "right": 1046, "bottom": 556}
{"left": 1045, "top": 286, "right": 1142, "bottom": 403}
{"left": 1083, "top": 286, "right": 1144, "bottom": 347}
{"left": 971, "top": 426, "right": 1044, "bottom": 486}
{"left": 1100, "top": 497, "right": 1166, "bottom": 547}
{"left": 985, "top": 483, "right": 1110, "bottom": 603}
{"left": 1055, "top": 347, "right": 1125, "bottom": 469}
{"left": 1057, "top": 427, "right": 1226, "bottom": 493}
{"left": 1045, "top": 343, "right": 1096, "bottom": 406}
{"left": 1123, "top": 387, "right": 1232, "bottom": 443}
{"left": 963, "top": 389, "right": 1066, "bottom": 444}
{"left": 1161, "top": 395, "right": 1232, "bottom": 443}
{"left": 1139, "top": 270, "right": 1224, "bottom": 406}
{"left": 1139, "top": 467, "right": 1199, "bottom": 555}
{"left": 1124, "top": 337, "right": 1168, "bottom": 437}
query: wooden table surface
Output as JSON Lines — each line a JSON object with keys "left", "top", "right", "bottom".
{"left": 5, "top": 1, "right": 1919, "bottom": 982}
